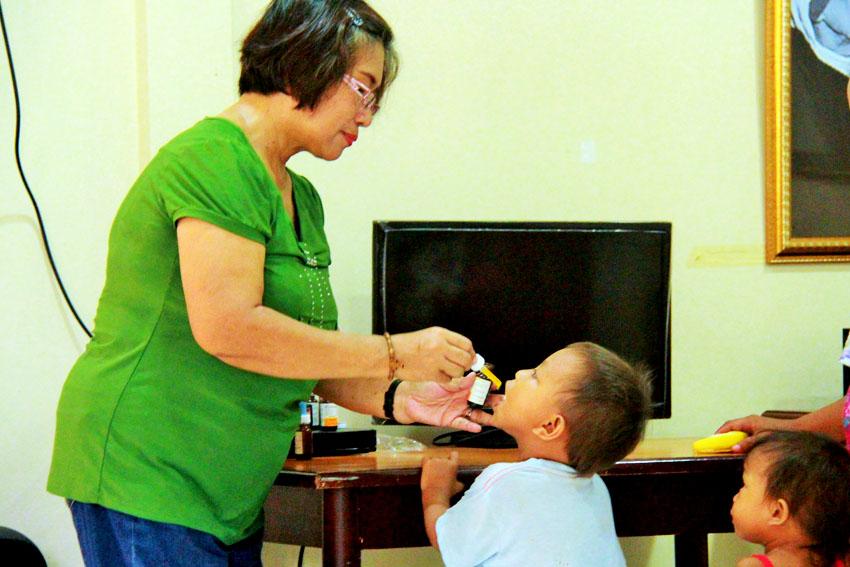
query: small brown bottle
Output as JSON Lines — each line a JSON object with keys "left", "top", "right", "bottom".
{"left": 294, "top": 402, "right": 313, "bottom": 460}
{"left": 306, "top": 395, "right": 321, "bottom": 429}
{"left": 467, "top": 354, "right": 502, "bottom": 409}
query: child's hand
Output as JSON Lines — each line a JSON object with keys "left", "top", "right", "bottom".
{"left": 421, "top": 451, "right": 464, "bottom": 549}
{"left": 421, "top": 451, "right": 464, "bottom": 501}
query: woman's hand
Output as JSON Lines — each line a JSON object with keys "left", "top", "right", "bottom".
{"left": 390, "top": 327, "right": 475, "bottom": 382}
{"left": 394, "top": 374, "right": 499, "bottom": 432}
{"left": 716, "top": 397, "right": 847, "bottom": 452}
{"left": 715, "top": 415, "right": 798, "bottom": 453}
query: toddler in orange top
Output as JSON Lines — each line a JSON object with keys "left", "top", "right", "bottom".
{"left": 731, "top": 430, "right": 850, "bottom": 567}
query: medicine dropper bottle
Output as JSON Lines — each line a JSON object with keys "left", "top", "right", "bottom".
{"left": 467, "top": 354, "right": 502, "bottom": 409}
{"left": 294, "top": 401, "right": 313, "bottom": 461}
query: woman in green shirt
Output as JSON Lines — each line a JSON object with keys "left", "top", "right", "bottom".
{"left": 47, "top": 2, "right": 493, "bottom": 566}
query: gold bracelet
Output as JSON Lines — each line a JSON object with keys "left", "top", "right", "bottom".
{"left": 384, "top": 332, "right": 401, "bottom": 381}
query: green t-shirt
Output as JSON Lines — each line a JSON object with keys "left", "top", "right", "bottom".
{"left": 47, "top": 118, "right": 338, "bottom": 545}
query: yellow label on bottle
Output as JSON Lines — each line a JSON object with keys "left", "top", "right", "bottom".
{"left": 479, "top": 366, "right": 502, "bottom": 389}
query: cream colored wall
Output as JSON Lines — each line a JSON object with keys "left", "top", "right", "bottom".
{"left": 1, "top": 1, "right": 846, "bottom": 566}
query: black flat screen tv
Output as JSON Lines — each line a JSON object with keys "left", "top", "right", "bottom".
{"left": 372, "top": 221, "right": 672, "bottom": 429}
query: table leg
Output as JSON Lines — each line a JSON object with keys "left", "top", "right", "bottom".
{"left": 674, "top": 531, "right": 708, "bottom": 567}
{"left": 323, "top": 488, "right": 360, "bottom": 567}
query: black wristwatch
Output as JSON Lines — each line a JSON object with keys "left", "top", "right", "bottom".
{"left": 383, "top": 378, "right": 402, "bottom": 421}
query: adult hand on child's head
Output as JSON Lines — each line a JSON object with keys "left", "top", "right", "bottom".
{"left": 715, "top": 415, "right": 796, "bottom": 453}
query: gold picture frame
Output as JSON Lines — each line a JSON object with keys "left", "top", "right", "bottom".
{"left": 765, "top": 0, "right": 850, "bottom": 263}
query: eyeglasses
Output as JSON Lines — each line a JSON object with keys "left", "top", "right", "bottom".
{"left": 342, "top": 74, "right": 380, "bottom": 116}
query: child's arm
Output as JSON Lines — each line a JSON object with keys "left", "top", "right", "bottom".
{"left": 420, "top": 451, "right": 465, "bottom": 550}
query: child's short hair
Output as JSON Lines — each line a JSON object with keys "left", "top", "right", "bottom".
{"left": 559, "top": 342, "right": 652, "bottom": 475}
{"left": 748, "top": 430, "right": 850, "bottom": 567}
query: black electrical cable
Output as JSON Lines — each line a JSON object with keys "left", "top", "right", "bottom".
{"left": 0, "top": 1, "right": 92, "bottom": 338}
{"left": 4, "top": 5, "right": 299, "bottom": 562}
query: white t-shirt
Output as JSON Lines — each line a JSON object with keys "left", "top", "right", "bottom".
{"left": 436, "top": 458, "right": 626, "bottom": 567}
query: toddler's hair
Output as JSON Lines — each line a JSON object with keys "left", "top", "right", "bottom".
{"left": 559, "top": 342, "right": 652, "bottom": 475}
{"left": 749, "top": 430, "right": 850, "bottom": 567}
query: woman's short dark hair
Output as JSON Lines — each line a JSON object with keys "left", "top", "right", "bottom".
{"left": 239, "top": 0, "right": 398, "bottom": 108}
{"left": 559, "top": 342, "right": 653, "bottom": 476}
{"left": 749, "top": 430, "right": 850, "bottom": 567}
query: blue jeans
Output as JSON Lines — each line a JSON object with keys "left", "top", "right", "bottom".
{"left": 68, "top": 501, "right": 263, "bottom": 567}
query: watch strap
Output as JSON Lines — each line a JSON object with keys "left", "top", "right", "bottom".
{"left": 383, "top": 378, "right": 402, "bottom": 421}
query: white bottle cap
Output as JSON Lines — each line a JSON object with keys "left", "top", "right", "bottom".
{"left": 470, "top": 353, "right": 485, "bottom": 372}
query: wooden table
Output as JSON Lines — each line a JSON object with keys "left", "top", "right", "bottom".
{"left": 263, "top": 438, "right": 744, "bottom": 567}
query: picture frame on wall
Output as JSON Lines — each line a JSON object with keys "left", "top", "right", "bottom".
{"left": 765, "top": 0, "right": 850, "bottom": 263}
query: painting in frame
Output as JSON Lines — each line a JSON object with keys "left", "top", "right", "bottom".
{"left": 765, "top": 0, "right": 850, "bottom": 263}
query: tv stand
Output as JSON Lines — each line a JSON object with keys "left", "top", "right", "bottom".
{"left": 265, "top": 438, "right": 743, "bottom": 567}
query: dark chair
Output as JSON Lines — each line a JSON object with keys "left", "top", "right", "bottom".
{"left": 0, "top": 527, "right": 47, "bottom": 567}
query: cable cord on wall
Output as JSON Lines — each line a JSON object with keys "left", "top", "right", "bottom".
{"left": 0, "top": 1, "right": 92, "bottom": 338}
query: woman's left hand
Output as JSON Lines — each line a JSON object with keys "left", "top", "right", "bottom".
{"left": 393, "top": 374, "right": 502, "bottom": 432}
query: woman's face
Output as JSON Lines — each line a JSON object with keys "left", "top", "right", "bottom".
{"left": 299, "top": 41, "right": 385, "bottom": 161}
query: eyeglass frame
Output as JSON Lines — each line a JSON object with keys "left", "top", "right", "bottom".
{"left": 342, "top": 74, "right": 380, "bottom": 116}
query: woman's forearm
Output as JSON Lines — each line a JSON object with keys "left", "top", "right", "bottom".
{"left": 793, "top": 397, "right": 846, "bottom": 441}
{"left": 177, "top": 217, "right": 473, "bottom": 381}
{"left": 204, "top": 307, "right": 388, "bottom": 380}
{"left": 178, "top": 217, "right": 388, "bottom": 380}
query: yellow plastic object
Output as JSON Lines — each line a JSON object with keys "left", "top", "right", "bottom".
{"left": 478, "top": 365, "right": 502, "bottom": 389}
{"left": 692, "top": 431, "right": 748, "bottom": 454}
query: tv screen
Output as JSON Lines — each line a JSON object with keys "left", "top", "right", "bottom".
{"left": 372, "top": 221, "right": 672, "bottom": 425}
